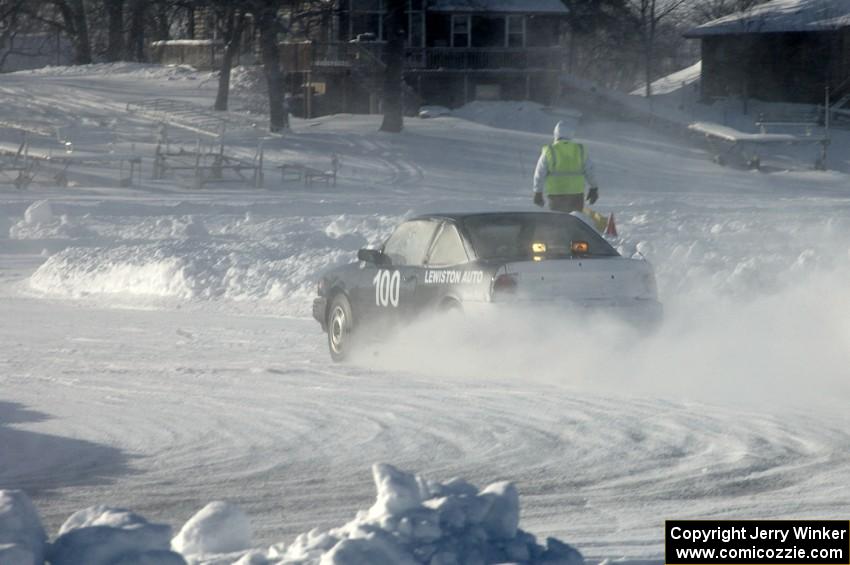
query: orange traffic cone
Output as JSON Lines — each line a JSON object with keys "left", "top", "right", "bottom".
{"left": 605, "top": 213, "right": 618, "bottom": 237}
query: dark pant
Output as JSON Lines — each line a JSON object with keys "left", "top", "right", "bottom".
{"left": 547, "top": 193, "right": 584, "bottom": 213}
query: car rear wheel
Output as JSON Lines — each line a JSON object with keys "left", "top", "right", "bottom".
{"left": 327, "top": 294, "right": 355, "bottom": 362}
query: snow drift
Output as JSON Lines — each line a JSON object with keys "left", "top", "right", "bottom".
{"left": 0, "top": 490, "right": 47, "bottom": 565}
{"left": 25, "top": 211, "right": 400, "bottom": 315}
{"left": 1, "top": 464, "right": 583, "bottom": 565}
{"left": 275, "top": 463, "right": 582, "bottom": 565}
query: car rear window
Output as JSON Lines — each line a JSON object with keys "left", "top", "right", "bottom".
{"left": 462, "top": 213, "right": 618, "bottom": 261}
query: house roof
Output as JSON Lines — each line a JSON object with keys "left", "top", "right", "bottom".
{"left": 685, "top": 0, "right": 850, "bottom": 37}
{"left": 428, "top": 0, "right": 568, "bottom": 14}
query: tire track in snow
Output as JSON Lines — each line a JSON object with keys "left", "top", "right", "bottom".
{"left": 3, "top": 297, "right": 849, "bottom": 558}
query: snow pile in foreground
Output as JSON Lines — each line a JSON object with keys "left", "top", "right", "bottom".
{"left": 275, "top": 463, "right": 582, "bottom": 565}
{"left": 1, "top": 464, "right": 584, "bottom": 565}
{"left": 50, "top": 506, "right": 184, "bottom": 565}
{"left": 0, "top": 490, "right": 46, "bottom": 565}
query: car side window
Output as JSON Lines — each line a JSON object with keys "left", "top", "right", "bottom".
{"left": 383, "top": 220, "right": 439, "bottom": 266}
{"left": 427, "top": 223, "right": 468, "bottom": 267}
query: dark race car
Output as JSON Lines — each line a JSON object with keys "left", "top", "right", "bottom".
{"left": 313, "top": 211, "right": 661, "bottom": 361}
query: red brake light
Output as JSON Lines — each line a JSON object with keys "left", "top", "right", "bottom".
{"left": 492, "top": 273, "right": 517, "bottom": 294}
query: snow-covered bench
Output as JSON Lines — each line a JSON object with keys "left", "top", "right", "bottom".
{"left": 278, "top": 155, "right": 338, "bottom": 188}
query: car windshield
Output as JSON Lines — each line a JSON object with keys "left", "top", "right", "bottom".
{"left": 462, "top": 213, "right": 618, "bottom": 261}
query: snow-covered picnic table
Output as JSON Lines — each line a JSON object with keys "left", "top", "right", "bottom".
{"left": 688, "top": 121, "right": 829, "bottom": 170}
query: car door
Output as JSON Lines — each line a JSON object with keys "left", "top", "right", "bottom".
{"left": 367, "top": 219, "right": 439, "bottom": 327}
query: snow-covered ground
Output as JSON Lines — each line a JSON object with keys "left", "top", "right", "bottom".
{"left": 2, "top": 64, "right": 850, "bottom": 563}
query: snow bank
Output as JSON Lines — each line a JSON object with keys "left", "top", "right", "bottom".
{"left": 631, "top": 61, "right": 701, "bottom": 97}
{"left": 28, "top": 238, "right": 355, "bottom": 311}
{"left": 10, "top": 201, "right": 93, "bottom": 240}
{"left": 13, "top": 465, "right": 583, "bottom": 565}
{"left": 172, "top": 502, "right": 252, "bottom": 557}
{"left": 0, "top": 490, "right": 46, "bottom": 565}
{"left": 230, "top": 66, "right": 269, "bottom": 113}
{"left": 275, "top": 463, "right": 583, "bottom": 565}
{"left": 14, "top": 62, "right": 206, "bottom": 81}
{"left": 451, "top": 101, "right": 581, "bottom": 135}
{"left": 24, "top": 200, "right": 53, "bottom": 225}
{"left": 27, "top": 214, "right": 396, "bottom": 315}
{"left": 49, "top": 506, "right": 184, "bottom": 565}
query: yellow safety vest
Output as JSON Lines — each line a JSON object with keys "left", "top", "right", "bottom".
{"left": 543, "top": 141, "right": 585, "bottom": 195}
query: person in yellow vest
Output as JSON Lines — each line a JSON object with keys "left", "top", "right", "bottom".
{"left": 533, "top": 121, "right": 599, "bottom": 212}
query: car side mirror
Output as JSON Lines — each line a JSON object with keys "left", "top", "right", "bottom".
{"left": 358, "top": 248, "right": 387, "bottom": 265}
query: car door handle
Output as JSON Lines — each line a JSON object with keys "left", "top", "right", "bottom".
{"left": 403, "top": 275, "right": 417, "bottom": 283}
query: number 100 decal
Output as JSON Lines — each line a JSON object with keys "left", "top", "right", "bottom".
{"left": 373, "top": 270, "right": 401, "bottom": 307}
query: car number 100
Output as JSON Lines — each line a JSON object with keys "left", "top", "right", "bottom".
{"left": 373, "top": 269, "right": 401, "bottom": 307}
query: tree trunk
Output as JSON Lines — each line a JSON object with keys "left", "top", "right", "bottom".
{"left": 70, "top": 0, "right": 91, "bottom": 64}
{"left": 258, "top": 4, "right": 288, "bottom": 132}
{"left": 379, "top": 0, "right": 405, "bottom": 133}
{"left": 106, "top": 0, "right": 125, "bottom": 62}
{"left": 153, "top": 3, "right": 170, "bottom": 41}
{"left": 54, "top": 0, "right": 92, "bottom": 64}
{"left": 644, "top": 0, "right": 656, "bottom": 99}
{"left": 214, "top": 9, "right": 245, "bottom": 112}
{"left": 127, "top": 0, "right": 146, "bottom": 61}
{"left": 187, "top": 5, "right": 195, "bottom": 39}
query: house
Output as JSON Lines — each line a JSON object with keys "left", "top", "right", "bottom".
{"left": 292, "top": 0, "right": 570, "bottom": 116}
{"left": 684, "top": 0, "right": 850, "bottom": 106}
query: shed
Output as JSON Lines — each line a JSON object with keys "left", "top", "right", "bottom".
{"left": 684, "top": 0, "right": 850, "bottom": 104}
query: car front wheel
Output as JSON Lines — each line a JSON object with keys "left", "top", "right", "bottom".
{"left": 327, "top": 294, "right": 355, "bottom": 362}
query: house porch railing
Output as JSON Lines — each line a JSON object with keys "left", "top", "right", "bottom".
{"left": 295, "top": 42, "right": 568, "bottom": 72}
{"left": 405, "top": 47, "right": 568, "bottom": 71}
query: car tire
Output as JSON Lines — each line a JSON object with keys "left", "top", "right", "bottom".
{"left": 327, "top": 293, "right": 355, "bottom": 362}
{"left": 440, "top": 299, "right": 462, "bottom": 315}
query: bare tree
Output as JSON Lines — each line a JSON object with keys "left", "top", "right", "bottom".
{"left": 689, "top": 0, "right": 772, "bottom": 23}
{"left": 214, "top": 4, "right": 245, "bottom": 111}
{"left": 105, "top": 0, "right": 125, "bottom": 61}
{"left": 379, "top": 0, "right": 405, "bottom": 133}
{"left": 255, "top": 0, "right": 288, "bottom": 132}
{"left": 125, "top": 0, "right": 146, "bottom": 60}
{"left": 563, "top": 0, "right": 642, "bottom": 90}
{"left": 0, "top": 0, "right": 31, "bottom": 70}
{"left": 42, "top": 0, "right": 92, "bottom": 64}
{"left": 627, "top": 0, "right": 690, "bottom": 97}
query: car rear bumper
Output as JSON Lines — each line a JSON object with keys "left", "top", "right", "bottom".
{"left": 468, "top": 298, "right": 663, "bottom": 328}
{"left": 313, "top": 297, "right": 328, "bottom": 330}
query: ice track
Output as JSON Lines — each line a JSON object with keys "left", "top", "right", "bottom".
{"left": 3, "top": 295, "right": 850, "bottom": 559}
{"left": 3, "top": 65, "right": 850, "bottom": 561}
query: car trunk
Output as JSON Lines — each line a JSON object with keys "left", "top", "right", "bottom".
{"left": 493, "top": 257, "right": 657, "bottom": 303}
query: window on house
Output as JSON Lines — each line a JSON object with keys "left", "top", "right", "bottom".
{"left": 356, "top": 0, "right": 383, "bottom": 10}
{"left": 452, "top": 15, "right": 471, "bottom": 48}
{"left": 507, "top": 15, "right": 525, "bottom": 48}
{"left": 408, "top": 7, "right": 424, "bottom": 47}
{"left": 351, "top": 0, "right": 384, "bottom": 41}
{"left": 471, "top": 16, "right": 505, "bottom": 48}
